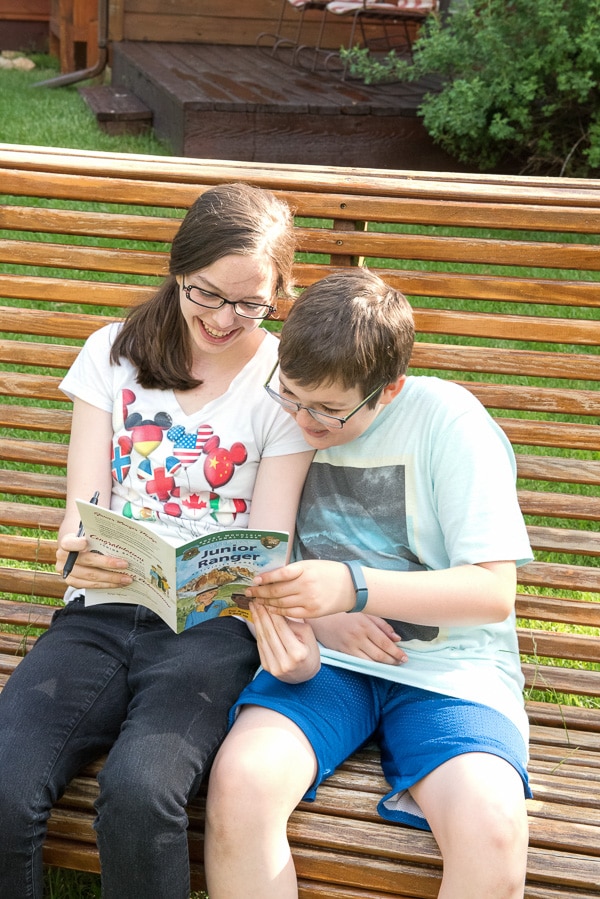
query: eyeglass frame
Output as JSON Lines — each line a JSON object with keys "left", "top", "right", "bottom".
{"left": 182, "top": 279, "right": 276, "bottom": 320}
{"left": 264, "top": 363, "right": 386, "bottom": 430}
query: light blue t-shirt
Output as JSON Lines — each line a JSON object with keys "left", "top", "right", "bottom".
{"left": 294, "top": 376, "right": 533, "bottom": 741}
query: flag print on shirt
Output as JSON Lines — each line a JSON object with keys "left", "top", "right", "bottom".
{"left": 111, "top": 436, "right": 133, "bottom": 483}
{"left": 202, "top": 435, "right": 247, "bottom": 488}
{"left": 167, "top": 424, "right": 214, "bottom": 471}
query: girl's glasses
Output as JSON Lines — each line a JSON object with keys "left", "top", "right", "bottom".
{"left": 183, "top": 281, "right": 275, "bottom": 320}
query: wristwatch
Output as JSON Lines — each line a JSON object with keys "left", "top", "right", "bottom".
{"left": 342, "top": 560, "right": 369, "bottom": 613}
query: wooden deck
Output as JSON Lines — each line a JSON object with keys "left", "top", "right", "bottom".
{"left": 111, "top": 41, "right": 461, "bottom": 170}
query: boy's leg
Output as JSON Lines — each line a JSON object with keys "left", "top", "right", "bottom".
{"left": 205, "top": 665, "right": 380, "bottom": 899}
{"left": 377, "top": 685, "right": 530, "bottom": 899}
{"left": 410, "top": 753, "right": 528, "bottom": 899}
{"left": 206, "top": 705, "right": 317, "bottom": 898}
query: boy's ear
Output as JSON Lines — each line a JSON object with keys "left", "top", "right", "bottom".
{"left": 379, "top": 375, "right": 406, "bottom": 406}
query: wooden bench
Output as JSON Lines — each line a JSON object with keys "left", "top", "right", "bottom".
{"left": 1, "top": 143, "right": 599, "bottom": 898}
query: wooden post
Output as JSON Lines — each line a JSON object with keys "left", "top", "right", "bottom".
{"left": 331, "top": 218, "right": 367, "bottom": 267}
{"left": 108, "top": 0, "right": 123, "bottom": 42}
{"left": 49, "top": 0, "right": 99, "bottom": 72}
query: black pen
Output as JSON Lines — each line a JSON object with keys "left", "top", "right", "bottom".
{"left": 62, "top": 491, "right": 100, "bottom": 579}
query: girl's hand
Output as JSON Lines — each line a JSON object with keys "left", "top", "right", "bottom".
{"left": 56, "top": 533, "right": 132, "bottom": 588}
{"left": 250, "top": 602, "right": 321, "bottom": 683}
{"left": 310, "top": 613, "right": 407, "bottom": 665}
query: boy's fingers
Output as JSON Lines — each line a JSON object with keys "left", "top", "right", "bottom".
{"left": 249, "top": 594, "right": 306, "bottom": 617}
{"left": 367, "top": 615, "right": 402, "bottom": 642}
{"left": 250, "top": 560, "right": 304, "bottom": 587}
{"left": 245, "top": 579, "right": 304, "bottom": 607}
{"left": 252, "top": 603, "right": 298, "bottom": 645}
{"left": 251, "top": 603, "right": 317, "bottom": 680}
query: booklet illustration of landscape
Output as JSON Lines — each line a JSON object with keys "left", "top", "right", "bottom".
{"left": 76, "top": 500, "right": 289, "bottom": 634}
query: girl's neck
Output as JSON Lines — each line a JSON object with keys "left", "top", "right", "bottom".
{"left": 176, "top": 329, "right": 265, "bottom": 416}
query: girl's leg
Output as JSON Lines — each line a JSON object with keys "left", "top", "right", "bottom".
{"left": 94, "top": 613, "right": 259, "bottom": 899}
{"left": 205, "top": 705, "right": 318, "bottom": 899}
{"left": 410, "top": 753, "right": 529, "bottom": 899}
{"left": 0, "top": 599, "right": 132, "bottom": 899}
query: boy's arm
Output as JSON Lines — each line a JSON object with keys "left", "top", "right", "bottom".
{"left": 246, "top": 559, "right": 517, "bottom": 626}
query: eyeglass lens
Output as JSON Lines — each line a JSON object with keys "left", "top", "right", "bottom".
{"left": 265, "top": 387, "right": 345, "bottom": 428}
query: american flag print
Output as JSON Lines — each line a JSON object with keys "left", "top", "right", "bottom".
{"left": 167, "top": 424, "right": 213, "bottom": 468}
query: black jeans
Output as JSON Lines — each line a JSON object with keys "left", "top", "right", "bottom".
{"left": 0, "top": 599, "right": 258, "bottom": 899}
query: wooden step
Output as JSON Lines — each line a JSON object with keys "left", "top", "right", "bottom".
{"left": 78, "top": 85, "right": 152, "bottom": 135}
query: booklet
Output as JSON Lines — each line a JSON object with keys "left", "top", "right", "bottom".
{"left": 76, "top": 500, "right": 289, "bottom": 633}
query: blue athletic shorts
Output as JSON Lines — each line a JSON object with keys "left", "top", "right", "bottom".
{"left": 230, "top": 664, "right": 532, "bottom": 831}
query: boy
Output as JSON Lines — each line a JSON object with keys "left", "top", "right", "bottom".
{"left": 205, "top": 269, "right": 533, "bottom": 899}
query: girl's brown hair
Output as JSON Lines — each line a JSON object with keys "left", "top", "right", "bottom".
{"left": 111, "top": 183, "right": 295, "bottom": 390}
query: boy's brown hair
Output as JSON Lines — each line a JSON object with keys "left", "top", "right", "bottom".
{"left": 279, "top": 268, "right": 415, "bottom": 402}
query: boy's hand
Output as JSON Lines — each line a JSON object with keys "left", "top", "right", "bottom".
{"left": 250, "top": 602, "right": 321, "bottom": 683}
{"left": 311, "top": 613, "right": 407, "bottom": 665}
{"left": 246, "top": 560, "right": 356, "bottom": 618}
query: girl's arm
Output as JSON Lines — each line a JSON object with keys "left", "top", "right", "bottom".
{"left": 247, "top": 451, "right": 408, "bottom": 677}
{"left": 247, "top": 451, "right": 313, "bottom": 550}
{"left": 56, "top": 397, "right": 131, "bottom": 587}
{"left": 245, "top": 450, "right": 312, "bottom": 669}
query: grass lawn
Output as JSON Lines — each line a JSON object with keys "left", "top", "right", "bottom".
{"left": 0, "top": 52, "right": 170, "bottom": 155}
{"left": 43, "top": 867, "right": 208, "bottom": 898}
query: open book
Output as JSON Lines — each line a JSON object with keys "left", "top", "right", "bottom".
{"left": 76, "top": 500, "right": 289, "bottom": 633}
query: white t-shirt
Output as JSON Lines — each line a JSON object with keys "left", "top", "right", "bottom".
{"left": 60, "top": 323, "right": 309, "bottom": 544}
{"left": 294, "top": 376, "right": 533, "bottom": 741}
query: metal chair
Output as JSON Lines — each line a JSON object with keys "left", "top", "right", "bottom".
{"left": 326, "top": 0, "right": 437, "bottom": 77}
{"left": 256, "top": 0, "right": 330, "bottom": 71}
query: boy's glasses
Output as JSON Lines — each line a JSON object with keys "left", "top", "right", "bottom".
{"left": 264, "top": 364, "right": 385, "bottom": 430}
{"left": 182, "top": 280, "right": 275, "bottom": 320}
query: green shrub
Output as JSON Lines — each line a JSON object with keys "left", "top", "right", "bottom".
{"left": 342, "top": 0, "right": 600, "bottom": 176}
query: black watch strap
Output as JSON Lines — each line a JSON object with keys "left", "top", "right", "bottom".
{"left": 342, "top": 561, "right": 369, "bottom": 613}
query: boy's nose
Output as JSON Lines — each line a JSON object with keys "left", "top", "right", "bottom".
{"left": 295, "top": 407, "right": 316, "bottom": 427}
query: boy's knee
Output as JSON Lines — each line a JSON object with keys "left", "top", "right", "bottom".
{"left": 454, "top": 790, "right": 528, "bottom": 873}
{"left": 485, "top": 795, "right": 528, "bottom": 856}
{"left": 209, "top": 732, "right": 293, "bottom": 822}
{"left": 209, "top": 707, "right": 317, "bottom": 832}
{"left": 210, "top": 736, "right": 264, "bottom": 803}
{"left": 206, "top": 743, "right": 265, "bottom": 847}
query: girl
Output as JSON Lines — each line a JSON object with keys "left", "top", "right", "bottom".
{"left": 0, "top": 183, "right": 312, "bottom": 899}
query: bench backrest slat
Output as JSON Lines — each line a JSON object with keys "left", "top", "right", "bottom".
{"left": 1, "top": 144, "right": 598, "bottom": 712}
